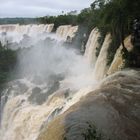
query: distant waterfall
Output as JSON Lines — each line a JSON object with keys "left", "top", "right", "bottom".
{"left": 0, "top": 24, "right": 54, "bottom": 45}
{"left": 84, "top": 28, "right": 100, "bottom": 66}
{"left": 56, "top": 25, "right": 78, "bottom": 41}
{"left": 0, "top": 24, "right": 17, "bottom": 32}
{"left": 94, "top": 34, "right": 112, "bottom": 80}
{"left": 0, "top": 24, "right": 54, "bottom": 34}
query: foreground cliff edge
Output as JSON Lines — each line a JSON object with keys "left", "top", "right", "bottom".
{"left": 37, "top": 69, "right": 140, "bottom": 140}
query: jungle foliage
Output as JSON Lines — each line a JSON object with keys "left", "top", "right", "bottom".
{"left": 0, "top": 42, "right": 17, "bottom": 87}
{"left": 38, "top": 0, "right": 140, "bottom": 64}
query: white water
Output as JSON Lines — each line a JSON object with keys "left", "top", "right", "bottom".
{"left": 94, "top": 34, "right": 112, "bottom": 80}
{"left": 0, "top": 24, "right": 114, "bottom": 140}
{"left": 0, "top": 24, "right": 54, "bottom": 46}
{"left": 0, "top": 25, "right": 98, "bottom": 140}
{"left": 84, "top": 28, "right": 100, "bottom": 66}
{"left": 56, "top": 25, "right": 78, "bottom": 41}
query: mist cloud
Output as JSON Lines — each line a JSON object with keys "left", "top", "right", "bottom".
{"left": 0, "top": 0, "right": 93, "bottom": 17}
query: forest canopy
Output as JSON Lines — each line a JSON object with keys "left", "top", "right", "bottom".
{"left": 37, "top": 0, "right": 140, "bottom": 35}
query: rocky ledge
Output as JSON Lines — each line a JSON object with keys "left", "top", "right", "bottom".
{"left": 37, "top": 69, "right": 140, "bottom": 140}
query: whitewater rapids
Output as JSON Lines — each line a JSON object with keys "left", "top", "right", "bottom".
{"left": 0, "top": 24, "right": 97, "bottom": 140}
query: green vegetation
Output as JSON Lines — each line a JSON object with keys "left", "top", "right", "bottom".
{"left": 64, "top": 122, "right": 110, "bottom": 140}
{"left": 0, "top": 42, "right": 17, "bottom": 88}
{"left": 82, "top": 122, "right": 103, "bottom": 140}
{"left": 38, "top": 0, "right": 140, "bottom": 65}
{"left": 0, "top": 18, "right": 37, "bottom": 25}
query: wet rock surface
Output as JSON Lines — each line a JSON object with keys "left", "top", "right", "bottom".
{"left": 37, "top": 70, "right": 140, "bottom": 140}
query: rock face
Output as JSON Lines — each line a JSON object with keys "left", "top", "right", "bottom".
{"left": 37, "top": 70, "right": 140, "bottom": 140}
{"left": 94, "top": 34, "right": 112, "bottom": 80}
{"left": 84, "top": 28, "right": 100, "bottom": 66}
{"left": 107, "top": 35, "right": 134, "bottom": 75}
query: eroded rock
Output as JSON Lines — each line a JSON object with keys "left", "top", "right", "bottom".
{"left": 37, "top": 70, "right": 140, "bottom": 140}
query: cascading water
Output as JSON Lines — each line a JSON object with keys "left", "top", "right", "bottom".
{"left": 56, "top": 25, "right": 78, "bottom": 41}
{"left": 94, "top": 34, "right": 112, "bottom": 80}
{"left": 0, "top": 24, "right": 54, "bottom": 46}
{"left": 84, "top": 28, "right": 100, "bottom": 66}
{"left": 0, "top": 24, "right": 139, "bottom": 140}
{"left": 0, "top": 24, "right": 97, "bottom": 140}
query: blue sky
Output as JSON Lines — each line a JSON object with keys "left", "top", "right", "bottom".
{"left": 0, "top": 0, "right": 93, "bottom": 17}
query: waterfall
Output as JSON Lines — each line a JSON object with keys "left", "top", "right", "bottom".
{"left": 107, "top": 45, "right": 124, "bottom": 75}
{"left": 0, "top": 24, "right": 139, "bottom": 140}
{"left": 0, "top": 24, "right": 17, "bottom": 32}
{"left": 0, "top": 27, "right": 97, "bottom": 140}
{"left": 0, "top": 24, "right": 54, "bottom": 34}
{"left": 84, "top": 29, "right": 112, "bottom": 80}
{"left": 84, "top": 28, "right": 100, "bottom": 66}
{"left": 0, "top": 24, "right": 54, "bottom": 46}
{"left": 0, "top": 81, "right": 94, "bottom": 140}
{"left": 94, "top": 34, "right": 112, "bottom": 80}
{"left": 56, "top": 25, "right": 78, "bottom": 41}
{"left": 107, "top": 35, "right": 134, "bottom": 75}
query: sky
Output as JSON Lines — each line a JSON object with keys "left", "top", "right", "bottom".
{"left": 0, "top": 0, "right": 93, "bottom": 18}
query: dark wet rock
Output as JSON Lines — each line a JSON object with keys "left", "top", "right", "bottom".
{"left": 29, "top": 74, "right": 64, "bottom": 105}
{"left": 46, "top": 81, "right": 60, "bottom": 96}
{"left": 45, "top": 74, "right": 64, "bottom": 96}
{"left": 28, "top": 87, "right": 47, "bottom": 105}
{"left": 32, "top": 87, "right": 41, "bottom": 95}
{"left": 37, "top": 70, "right": 140, "bottom": 140}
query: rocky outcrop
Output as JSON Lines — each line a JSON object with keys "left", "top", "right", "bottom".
{"left": 107, "top": 35, "right": 134, "bottom": 75}
{"left": 0, "top": 24, "right": 54, "bottom": 34}
{"left": 37, "top": 70, "right": 140, "bottom": 140}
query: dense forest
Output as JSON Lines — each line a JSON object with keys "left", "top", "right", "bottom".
{"left": 38, "top": 0, "right": 140, "bottom": 33}
{"left": 0, "top": 42, "right": 17, "bottom": 91}
{"left": 0, "top": 18, "right": 37, "bottom": 25}
{"left": 38, "top": 0, "right": 140, "bottom": 63}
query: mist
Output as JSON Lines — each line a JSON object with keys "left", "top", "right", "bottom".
{"left": 17, "top": 35, "right": 94, "bottom": 91}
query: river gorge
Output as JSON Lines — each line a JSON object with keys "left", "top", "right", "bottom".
{"left": 0, "top": 24, "right": 140, "bottom": 140}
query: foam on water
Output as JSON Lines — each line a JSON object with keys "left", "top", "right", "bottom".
{"left": 0, "top": 24, "right": 98, "bottom": 140}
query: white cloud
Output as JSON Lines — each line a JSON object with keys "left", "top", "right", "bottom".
{"left": 0, "top": 0, "right": 93, "bottom": 17}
